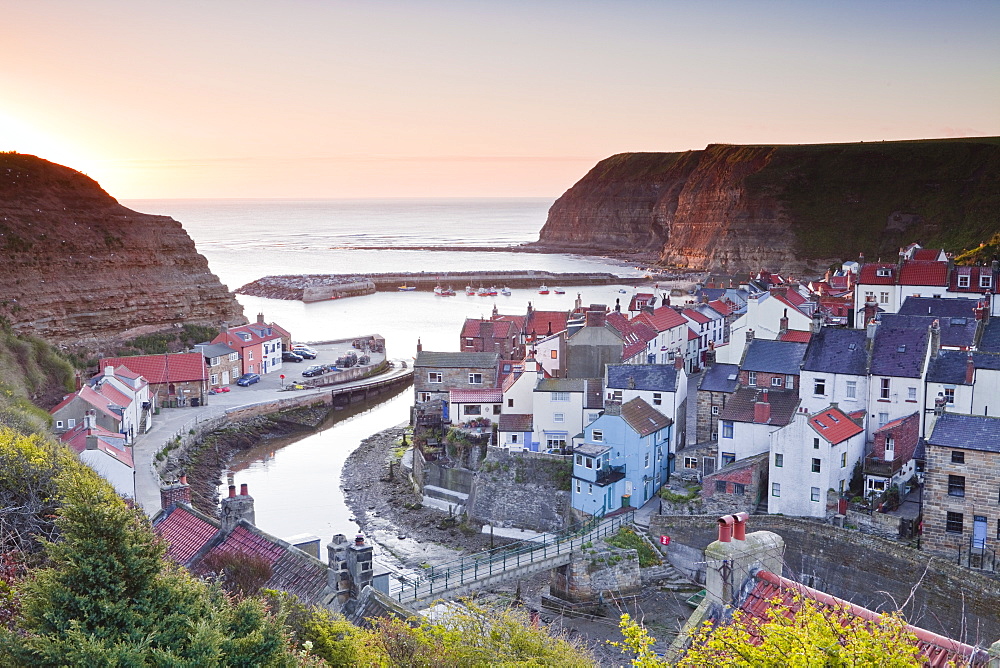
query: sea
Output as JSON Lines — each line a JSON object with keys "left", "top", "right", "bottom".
{"left": 123, "top": 198, "right": 652, "bottom": 561}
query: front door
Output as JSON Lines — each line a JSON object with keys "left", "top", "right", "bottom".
{"left": 973, "top": 515, "right": 987, "bottom": 550}
{"left": 222, "top": 371, "right": 230, "bottom": 385}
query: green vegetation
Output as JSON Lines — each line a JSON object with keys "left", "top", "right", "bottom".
{"left": 118, "top": 323, "right": 220, "bottom": 355}
{"left": 605, "top": 527, "right": 661, "bottom": 568}
{"left": 659, "top": 484, "right": 700, "bottom": 503}
{"left": 0, "top": 325, "right": 74, "bottom": 434}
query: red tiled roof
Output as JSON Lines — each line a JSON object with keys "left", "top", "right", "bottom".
{"left": 526, "top": 310, "right": 569, "bottom": 337}
{"left": 499, "top": 413, "right": 533, "bottom": 432}
{"left": 738, "top": 571, "right": 987, "bottom": 667}
{"left": 51, "top": 385, "right": 124, "bottom": 421}
{"left": 912, "top": 248, "right": 943, "bottom": 261}
{"left": 449, "top": 388, "right": 502, "bottom": 403}
{"left": 461, "top": 318, "right": 515, "bottom": 339}
{"left": 683, "top": 308, "right": 711, "bottom": 324}
{"left": 61, "top": 424, "right": 134, "bottom": 468}
{"left": 634, "top": 306, "right": 688, "bottom": 333}
{"left": 949, "top": 265, "right": 996, "bottom": 293}
{"left": 898, "top": 260, "right": 948, "bottom": 287}
{"left": 779, "top": 330, "right": 812, "bottom": 343}
{"left": 100, "top": 353, "right": 206, "bottom": 384}
{"left": 95, "top": 381, "right": 133, "bottom": 408}
{"left": 155, "top": 505, "right": 219, "bottom": 565}
{"left": 809, "top": 407, "right": 863, "bottom": 444}
{"left": 707, "top": 299, "right": 733, "bottom": 316}
{"left": 495, "top": 314, "right": 526, "bottom": 330}
{"left": 858, "top": 263, "right": 897, "bottom": 285}
{"left": 719, "top": 388, "right": 799, "bottom": 426}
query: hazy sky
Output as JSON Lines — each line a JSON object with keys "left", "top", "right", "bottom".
{"left": 3, "top": 1, "right": 998, "bottom": 198}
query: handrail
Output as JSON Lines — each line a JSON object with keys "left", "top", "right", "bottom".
{"left": 391, "top": 509, "right": 634, "bottom": 603}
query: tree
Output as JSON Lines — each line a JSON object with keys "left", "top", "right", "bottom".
{"left": 615, "top": 594, "right": 926, "bottom": 667}
{"left": 1, "top": 465, "right": 295, "bottom": 666}
{"left": 0, "top": 429, "right": 71, "bottom": 554}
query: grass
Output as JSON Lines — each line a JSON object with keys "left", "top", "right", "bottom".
{"left": 605, "top": 527, "right": 661, "bottom": 568}
{"left": 660, "top": 484, "right": 701, "bottom": 503}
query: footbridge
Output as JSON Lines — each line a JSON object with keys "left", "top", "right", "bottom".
{"left": 390, "top": 509, "right": 635, "bottom": 609}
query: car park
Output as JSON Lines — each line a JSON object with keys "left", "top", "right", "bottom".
{"left": 282, "top": 351, "right": 304, "bottom": 362}
{"left": 236, "top": 373, "right": 261, "bottom": 386}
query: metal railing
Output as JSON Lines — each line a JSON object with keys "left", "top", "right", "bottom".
{"left": 390, "top": 508, "right": 634, "bottom": 604}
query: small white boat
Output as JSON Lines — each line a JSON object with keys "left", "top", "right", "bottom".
{"left": 465, "top": 285, "right": 476, "bottom": 296}
{"left": 486, "top": 286, "right": 498, "bottom": 296}
{"left": 618, "top": 288, "right": 628, "bottom": 294}
{"left": 553, "top": 287, "right": 565, "bottom": 294}
{"left": 538, "top": 285, "right": 549, "bottom": 295}
{"left": 501, "top": 286, "right": 512, "bottom": 296}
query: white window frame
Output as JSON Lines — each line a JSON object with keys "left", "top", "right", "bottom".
{"left": 468, "top": 373, "right": 483, "bottom": 384}
{"left": 592, "top": 429, "right": 603, "bottom": 442}
{"left": 811, "top": 487, "right": 820, "bottom": 502}
{"left": 846, "top": 380, "right": 857, "bottom": 399}
{"left": 814, "top": 378, "right": 826, "bottom": 396}
{"left": 772, "top": 482, "right": 780, "bottom": 497}
{"left": 553, "top": 412, "right": 565, "bottom": 423}
{"left": 551, "top": 391, "right": 570, "bottom": 402}
{"left": 428, "top": 372, "right": 443, "bottom": 383}
{"left": 748, "top": 371, "right": 757, "bottom": 386}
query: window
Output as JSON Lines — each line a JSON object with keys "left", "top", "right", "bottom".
{"left": 814, "top": 378, "right": 826, "bottom": 395}
{"left": 551, "top": 392, "right": 570, "bottom": 402}
{"left": 952, "top": 451, "right": 965, "bottom": 464}
{"left": 958, "top": 274, "right": 971, "bottom": 288}
{"left": 864, "top": 290, "right": 875, "bottom": 302}
{"left": 772, "top": 482, "right": 781, "bottom": 497}
{"left": 588, "top": 483, "right": 593, "bottom": 495}
{"left": 584, "top": 457, "right": 593, "bottom": 469}
{"left": 684, "top": 457, "right": 698, "bottom": 469}
{"left": 711, "top": 406, "right": 720, "bottom": 415}
{"left": 711, "top": 432, "right": 718, "bottom": 441}
{"left": 715, "top": 480, "right": 728, "bottom": 493}
{"left": 463, "top": 405, "right": 481, "bottom": 415}
{"left": 507, "top": 398, "right": 514, "bottom": 408}
{"left": 885, "top": 437, "right": 894, "bottom": 456}
{"left": 722, "top": 452, "right": 736, "bottom": 466}
{"left": 879, "top": 291, "right": 889, "bottom": 304}
{"left": 846, "top": 381, "right": 857, "bottom": 399}
{"left": 811, "top": 487, "right": 820, "bottom": 502}
{"left": 948, "top": 475, "right": 966, "bottom": 497}
{"left": 56, "top": 420, "right": 64, "bottom": 429}
{"left": 575, "top": 479, "right": 581, "bottom": 494}
{"left": 811, "top": 458, "right": 821, "bottom": 473}
{"left": 468, "top": 373, "right": 483, "bottom": 384}
{"left": 510, "top": 434, "right": 519, "bottom": 444}
{"left": 733, "top": 483, "right": 745, "bottom": 496}
{"left": 944, "top": 388, "right": 955, "bottom": 405}
{"left": 611, "top": 390, "right": 623, "bottom": 402}
{"left": 418, "top": 392, "right": 431, "bottom": 402}
{"left": 575, "top": 454, "right": 582, "bottom": 465}
{"left": 813, "top": 438, "right": 820, "bottom": 449}
{"left": 592, "top": 429, "right": 603, "bottom": 442}
{"left": 553, "top": 412, "right": 565, "bottom": 423}
{"left": 493, "top": 405, "right": 501, "bottom": 414}
{"left": 67, "top": 419, "right": 76, "bottom": 428}
{"left": 946, "top": 512, "right": 963, "bottom": 534}
{"left": 907, "top": 387, "right": 916, "bottom": 401}
{"left": 722, "top": 421, "right": 734, "bottom": 438}
{"left": 210, "top": 374, "right": 218, "bottom": 385}
{"left": 653, "top": 392, "right": 662, "bottom": 406}
{"left": 644, "top": 453, "right": 650, "bottom": 468}
{"left": 229, "top": 352, "right": 238, "bottom": 361}
{"left": 464, "top": 337, "right": 474, "bottom": 347}
{"left": 771, "top": 377, "right": 783, "bottom": 387}
{"left": 428, "top": 372, "right": 443, "bottom": 383}
{"left": 981, "top": 275, "right": 993, "bottom": 289}
{"left": 786, "top": 375, "right": 795, "bottom": 389}
{"left": 748, "top": 371, "right": 757, "bottom": 386}
{"left": 547, "top": 437, "right": 567, "bottom": 450}
{"left": 879, "top": 378, "right": 890, "bottom": 400}
{"left": 775, "top": 453, "right": 784, "bottom": 467}
{"left": 878, "top": 412, "right": 889, "bottom": 427}
{"left": 841, "top": 452, "right": 847, "bottom": 468}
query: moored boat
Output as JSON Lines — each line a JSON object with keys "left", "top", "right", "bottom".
{"left": 477, "top": 285, "right": 489, "bottom": 296}
{"left": 538, "top": 285, "right": 549, "bottom": 294}
{"left": 501, "top": 286, "right": 512, "bottom": 296}
{"left": 553, "top": 287, "right": 566, "bottom": 294}
{"left": 465, "top": 285, "right": 476, "bottom": 296}
{"left": 398, "top": 285, "right": 417, "bottom": 291}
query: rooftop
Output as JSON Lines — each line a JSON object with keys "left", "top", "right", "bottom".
{"left": 869, "top": 326, "right": 929, "bottom": 379}
{"left": 801, "top": 327, "right": 869, "bottom": 376}
{"left": 414, "top": 351, "right": 500, "bottom": 369}
{"left": 809, "top": 406, "right": 864, "bottom": 444}
{"left": 620, "top": 397, "right": 673, "bottom": 436}
{"left": 927, "top": 412, "right": 1000, "bottom": 453}
{"left": 741, "top": 339, "right": 808, "bottom": 375}
{"left": 699, "top": 363, "right": 741, "bottom": 393}
{"left": 719, "top": 388, "right": 799, "bottom": 426}
{"left": 606, "top": 364, "right": 680, "bottom": 393}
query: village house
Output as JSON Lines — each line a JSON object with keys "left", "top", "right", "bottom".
{"left": 565, "top": 308, "right": 625, "bottom": 379}
{"left": 631, "top": 305, "right": 689, "bottom": 366}
{"left": 192, "top": 341, "right": 241, "bottom": 388}
{"left": 100, "top": 352, "right": 208, "bottom": 408}
{"left": 51, "top": 364, "right": 151, "bottom": 442}
{"left": 459, "top": 314, "right": 523, "bottom": 359}
{"left": 605, "top": 361, "right": 687, "bottom": 455}
{"left": 921, "top": 412, "right": 1000, "bottom": 565}
{"left": 60, "top": 411, "right": 135, "bottom": 498}
{"left": 606, "top": 311, "right": 658, "bottom": 365}
{"left": 695, "top": 357, "right": 739, "bottom": 448}
{"left": 769, "top": 406, "right": 866, "bottom": 518}
{"left": 719, "top": 286, "right": 815, "bottom": 364}
{"left": 448, "top": 388, "right": 502, "bottom": 426}
{"left": 862, "top": 412, "right": 920, "bottom": 500}
{"left": 212, "top": 313, "right": 289, "bottom": 376}
{"left": 865, "top": 320, "right": 932, "bottom": 437}
{"left": 717, "top": 388, "right": 800, "bottom": 470}
{"left": 699, "top": 452, "right": 768, "bottom": 516}
{"left": 571, "top": 398, "right": 672, "bottom": 516}
{"left": 798, "top": 327, "right": 870, "bottom": 416}
{"left": 412, "top": 350, "right": 500, "bottom": 405}
{"left": 532, "top": 377, "right": 602, "bottom": 454}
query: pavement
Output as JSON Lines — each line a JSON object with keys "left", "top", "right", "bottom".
{"left": 131, "top": 340, "right": 412, "bottom": 516}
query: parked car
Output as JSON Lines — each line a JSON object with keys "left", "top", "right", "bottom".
{"left": 236, "top": 373, "right": 261, "bottom": 386}
{"left": 282, "top": 351, "right": 304, "bottom": 362}
{"left": 302, "top": 365, "right": 326, "bottom": 377}
{"left": 291, "top": 344, "right": 317, "bottom": 357}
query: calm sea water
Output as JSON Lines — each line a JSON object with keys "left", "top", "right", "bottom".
{"left": 123, "top": 199, "right": 649, "bottom": 553}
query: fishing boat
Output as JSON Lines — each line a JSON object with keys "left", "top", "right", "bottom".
{"left": 538, "top": 285, "right": 549, "bottom": 295}
{"left": 501, "top": 286, "right": 512, "bottom": 296}
{"left": 433, "top": 285, "right": 446, "bottom": 296}
{"left": 442, "top": 285, "right": 456, "bottom": 296}
{"left": 398, "top": 285, "right": 417, "bottom": 291}
{"left": 477, "top": 285, "right": 489, "bottom": 296}
{"left": 486, "top": 286, "right": 498, "bottom": 296}
{"left": 553, "top": 287, "right": 566, "bottom": 294}
{"left": 465, "top": 285, "right": 476, "bottom": 296}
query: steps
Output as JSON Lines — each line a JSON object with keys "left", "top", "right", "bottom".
{"left": 641, "top": 561, "right": 698, "bottom": 591}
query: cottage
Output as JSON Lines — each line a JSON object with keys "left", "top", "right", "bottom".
{"left": 412, "top": 350, "right": 500, "bottom": 404}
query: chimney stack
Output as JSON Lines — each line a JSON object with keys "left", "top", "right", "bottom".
{"left": 934, "top": 393, "right": 947, "bottom": 416}
{"left": 966, "top": 352, "right": 975, "bottom": 384}
{"left": 779, "top": 309, "right": 789, "bottom": 336}
{"left": 732, "top": 512, "right": 749, "bottom": 541}
{"left": 754, "top": 389, "right": 771, "bottom": 424}
{"left": 416, "top": 338, "right": 422, "bottom": 353}
{"left": 221, "top": 482, "right": 255, "bottom": 533}
{"left": 746, "top": 328, "right": 755, "bottom": 343}
{"left": 675, "top": 352, "right": 685, "bottom": 370}
{"left": 704, "top": 341, "right": 716, "bottom": 367}
{"left": 159, "top": 475, "right": 192, "bottom": 509}
{"left": 705, "top": 514, "right": 784, "bottom": 607}
{"left": 929, "top": 319, "right": 941, "bottom": 354}
{"left": 85, "top": 434, "right": 99, "bottom": 450}
{"left": 257, "top": 312, "right": 265, "bottom": 324}
{"left": 717, "top": 515, "right": 734, "bottom": 542}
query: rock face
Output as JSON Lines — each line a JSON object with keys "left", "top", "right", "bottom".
{"left": 538, "top": 139, "right": 1000, "bottom": 274}
{"left": 0, "top": 153, "right": 245, "bottom": 345}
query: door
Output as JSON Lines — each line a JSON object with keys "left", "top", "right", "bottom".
{"left": 973, "top": 515, "right": 987, "bottom": 550}
{"left": 222, "top": 371, "right": 230, "bottom": 385}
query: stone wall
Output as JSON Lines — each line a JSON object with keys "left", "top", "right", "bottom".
{"left": 922, "top": 443, "right": 1000, "bottom": 558}
{"left": 550, "top": 543, "right": 641, "bottom": 603}
{"left": 648, "top": 513, "right": 1000, "bottom": 644}
{"left": 466, "top": 447, "right": 572, "bottom": 532}
{"left": 696, "top": 389, "right": 728, "bottom": 443}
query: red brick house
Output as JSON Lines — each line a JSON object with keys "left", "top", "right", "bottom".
{"left": 212, "top": 313, "right": 289, "bottom": 376}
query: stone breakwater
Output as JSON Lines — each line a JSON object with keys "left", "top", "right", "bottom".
{"left": 238, "top": 270, "right": 664, "bottom": 302}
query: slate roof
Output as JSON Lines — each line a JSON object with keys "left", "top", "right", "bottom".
{"left": 719, "top": 388, "right": 799, "bottom": 426}
{"left": 809, "top": 407, "right": 864, "bottom": 444}
{"left": 498, "top": 413, "right": 533, "bottom": 432}
{"left": 699, "top": 363, "right": 740, "bottom": 393}
{"left": 606, "top": 364, "right": 679, "bottom": 393}
{"left": 414, "top": 351, "right": 499, "bottom": 369}
{"left": 741, "top": 339, "right": 808, "bottom": 375}
{"left": 193, "top": 342, "right": 238, "bottom": 359}
{"left": 924, "top": 351, "right": 1000, "bottom": 384}
{"left": 927, "top": 413, "right": 1000, "bottom": 453}
{"left": 735, "top": 571, "right": 988, "bottom": 667}
{"left": 801, "top": 328, "right": 868, "bottom": 376}
{"left": 620, "top": 397, "right": 672, "bottom": 436}
{"left": 898, "top": 296, "right": 978, "bottom": 318}
{"left": 880, "top": 313, "right": 977, "bottom": 349}
{"left": 535, "top": 378, "right": 587, "bottom": 393}
{"left": 977, "top": 318, "right": 1000, "bottom": 353}
{"left": 100, "top": 353, "right": 206, "bottom": 384}
{"left": 449, "top": 388, "right": 502, "bottom": 403}
{"left": 869, "top": 326, "right": 929, "bottom": 379}
{"left": 575, "top": 442, "right": 611, "bottom": 457}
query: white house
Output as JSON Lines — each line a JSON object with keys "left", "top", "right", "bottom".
{"left": 798, "top": 328, "right": 869, "bottom": 417}
{"left": 532, "top": 378, "right": 601, "bottom": 453}
{"left": 717, "top": 387, "right": 799, "bottom": 469}
{"left": 61, "top": 412, "right": 135, "bottom": 498}
{"left": 605, "top": 361, "right": 688, "bottom": 455}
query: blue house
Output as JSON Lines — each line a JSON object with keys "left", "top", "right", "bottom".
{"left": 571, "top": 397, "right": 672, "bottom": 516}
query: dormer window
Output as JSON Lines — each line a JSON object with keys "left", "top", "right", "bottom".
{"left": 981, "top": 275, "right": 992, "bottom": 289}
{"left": 876, "top": 268, "right": 892, "bottom": 277}
{"left": 958, "top": 274, "right": 971, "bottom": 288}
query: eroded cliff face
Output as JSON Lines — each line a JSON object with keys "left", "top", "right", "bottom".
{"left": 0, "top": 154, "right": 245, "bottom": 346}
{"left": 539, "top": 139, "right": 1000, "bottom": 274}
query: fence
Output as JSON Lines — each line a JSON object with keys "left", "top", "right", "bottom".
{"left": 391, "top": 508, "right": 634, "bottom": 604}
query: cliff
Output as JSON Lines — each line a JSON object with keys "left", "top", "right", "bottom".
{"left": 0, "top": 153, "right": 245, "bottom": 346}
{"left": 538, "top": 138, "right": 1000, "bottom": 274}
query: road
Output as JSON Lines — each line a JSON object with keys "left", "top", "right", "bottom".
{"left": 132, "top": 340, "right": 413, "bottom": 516}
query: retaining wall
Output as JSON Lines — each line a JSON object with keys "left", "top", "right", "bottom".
{"left": 648, "top": 513, "right": 1000, "bottom": 645}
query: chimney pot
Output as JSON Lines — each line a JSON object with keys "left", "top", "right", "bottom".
{"left": 240, "top": 483, "right": 249, "bottom": 496}
{"left": 228, "top": 484, "right": 236, "bottom": 498}
{"left": 717, "top": 515, "right": 735, "bottom": 542}
{"left": 180, "top": 475, "right": 188, "bottom": 485}
{"left": 733, "top": 512, "right": 749, "bottom": 540}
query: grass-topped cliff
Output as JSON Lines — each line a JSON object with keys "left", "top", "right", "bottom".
{"left": 539, "top": 137, "right": 1000, "bottom": 272}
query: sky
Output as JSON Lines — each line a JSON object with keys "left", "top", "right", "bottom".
{"left": 2, "top": 0, "right": 998, "bottom": 199}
